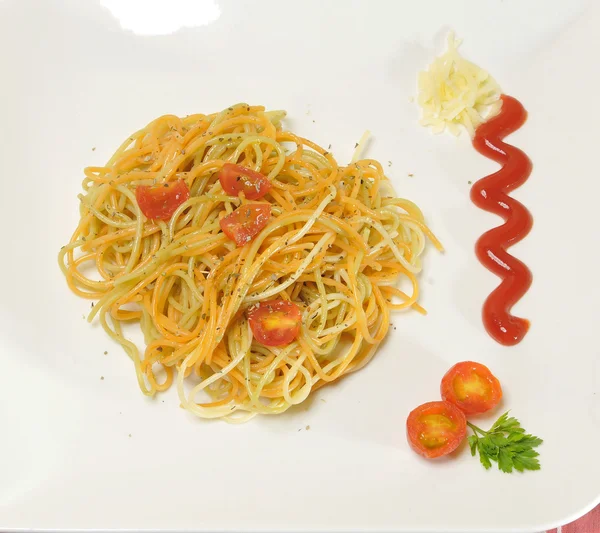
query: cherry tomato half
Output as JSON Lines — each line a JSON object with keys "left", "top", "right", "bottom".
{"left": 406, "top": 401, "right": 467, "bottom": 459}
{"left": 219, "top": 163, "right": 272, "bottom": 200}
{"left": 440, "top": 361, "right": 503, "bottom": 415}
{"left": 219, "top": 203, "right": 271, "bottom": 247}
{"left": 135, "top": 180, "right": 190, "bottom": 221}
{"left": 248, "top": 300, "right": 302, "bottom": 347}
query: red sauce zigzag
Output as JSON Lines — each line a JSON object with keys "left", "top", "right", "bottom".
{"left": 470, "top": 95, "right": 533, "bottom": 346}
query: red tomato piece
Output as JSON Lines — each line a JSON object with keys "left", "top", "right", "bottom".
{"left": 135, "top": 180, "right": 190, "bottom": 221}
{"left": 219, "top": 203, "right": 271, "bottom": 247}
{"left": 441, "top": 361, "right": 503, "bottom": 415}
{"left": 406, "top": 401, "right": 467, "bottom": 459}
{"left": 248, "top": 300, "right": 302, "bottom": 347}
{"left": 219, "top": 163, "right": 272, "bottom": 200}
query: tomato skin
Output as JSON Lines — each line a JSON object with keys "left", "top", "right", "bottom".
{"left": 248, "top": 300, "right": 302, "bottom": 347}
{"left": 219, "top": 203, "right": 271, "bottom": 247}
{"left": 440, "top": 361, "right": 503, "bottom": 415}
{"left": 406, "top": 401, "right": 467, "bottom": 459}
{"left": 219, "top": 163, "right": 272, "bottom": 200}
{"left": 136, "top": 180, "right": 190, "bottom": 220}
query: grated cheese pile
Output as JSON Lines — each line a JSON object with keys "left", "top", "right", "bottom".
{"left": 417, "top": 33, "right": 501, "bottom": 137}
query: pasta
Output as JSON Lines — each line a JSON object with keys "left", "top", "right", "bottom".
{"left": 58, "top": 103, "right": 442, "bottom": 422}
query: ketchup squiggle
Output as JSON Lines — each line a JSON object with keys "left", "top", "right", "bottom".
{"left": 471, "top": 95, "right": 533, "bottom": 346}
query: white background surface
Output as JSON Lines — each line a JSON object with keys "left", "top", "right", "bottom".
{"left": 0, "top": 0, "right": 598, "bottom": 531}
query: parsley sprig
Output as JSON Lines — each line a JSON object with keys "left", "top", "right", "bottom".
{"left": 467, "top": 412, "right": 543, "bottom": 473}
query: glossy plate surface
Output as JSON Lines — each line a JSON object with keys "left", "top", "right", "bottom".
{"left": 0, "top": 0, "right": 598, "bottom": 531}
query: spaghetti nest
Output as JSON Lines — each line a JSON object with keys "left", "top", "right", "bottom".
{"left": 59, "top": 103, "right": 442, "bottom": 422}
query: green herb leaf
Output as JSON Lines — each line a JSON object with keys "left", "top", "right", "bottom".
{"left": 466, "top": 412, "right": 542, "bottom": 474}
{"left": 478, "top": 444, "right": 492, "bottom": 469}
{"left": 488, "top": 434, "right": 509, "bottom": 448}
{"left": 468, "top": 435, "right": 478, "bottom": 457}
{"left": 497, "top": 448, "right": 514, "bottom": 473}
{"left": 512, "top": 452, "right": 541, "bottom": 472}
{"left": 517, "top": 435, "right": 543, "bottom": 448}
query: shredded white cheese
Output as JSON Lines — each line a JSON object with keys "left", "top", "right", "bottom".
{"left": 417, "top": 33, "right": 502, "bottom": 137}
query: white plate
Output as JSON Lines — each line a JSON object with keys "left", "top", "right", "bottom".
{"left": 1, "top": 0, "right": 598, "bottom": 531}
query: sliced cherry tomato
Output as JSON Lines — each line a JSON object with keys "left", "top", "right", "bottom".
{"left": 406, "top": 401, "right": 467, "bottom": 459}
{"left": 441, "top": 361, "right": 503, "bottom": 415}
{"left": 219, "top": 163, "right": 272, "bottom": 200}
{"left": 136, "top": 180, "right": 190, "bottom": 220}
{"left": 219, "top": 203, "right": 270, "bottom": 247}
{"left": 248, "top": 300, "right": 302, "bottom": 347}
